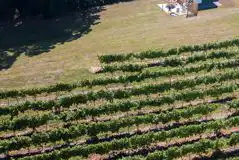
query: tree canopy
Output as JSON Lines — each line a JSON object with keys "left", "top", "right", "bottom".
{"left": 0, "top": 0, "right": 132, "bottom": 21}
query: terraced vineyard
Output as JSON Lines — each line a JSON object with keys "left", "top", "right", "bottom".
{"left": 0, "top": 39, "right": 239, "bottom": 160}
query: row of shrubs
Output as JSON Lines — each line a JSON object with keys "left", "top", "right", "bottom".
{"left": 98, "top": 38, "right": 239, "bottom": 63}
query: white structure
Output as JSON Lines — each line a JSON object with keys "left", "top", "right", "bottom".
{"left": 158, "top": 0, "right": 201, "bottom": 17}
{"left": 157, "top": 3, "right": 187, "bottom": 16}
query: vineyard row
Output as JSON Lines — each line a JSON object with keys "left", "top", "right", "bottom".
{"left": 1, "top": 83, "right": 236, "bottom": 139}
{"left": 0, "top": 57, "right": 237, "bottom": 99}
{"left": 1, "top": 99, "right": 238, "bottom": 155}
{"left": 121, "top": 133, "right": 239, "bottom": 160}
{"left": 12, "top": 117, "right": 239, "bottom": 160}
{"left": 99, "top": 38, "right": 239, "bottom": 63}
{"left": 1, "top": 69, "right": 238, "bottom": 117}
{"left": 100, "top": 50, "right": 239, "bottom": 73}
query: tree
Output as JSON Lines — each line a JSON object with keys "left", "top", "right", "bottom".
{"left": 0, "top": 0, "right": 133, "bottom": 21}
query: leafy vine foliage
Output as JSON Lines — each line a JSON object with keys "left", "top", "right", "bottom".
{"left": 0, "top": 38, "right": 239, "bottom": 160}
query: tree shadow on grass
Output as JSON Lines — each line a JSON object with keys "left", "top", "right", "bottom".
{"left": 0, "top": 6, "right": 104, "bottom": 70}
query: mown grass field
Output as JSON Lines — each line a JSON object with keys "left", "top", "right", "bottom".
{"left": 0, "top": 0, "right": 239, "bottom": 89}
{"left": 0, "top": 38, "right": 239, "bottom": 159}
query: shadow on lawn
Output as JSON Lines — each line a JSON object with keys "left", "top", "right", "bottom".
{"left": 0, "top": 6, "right": 104, "bottom": 70}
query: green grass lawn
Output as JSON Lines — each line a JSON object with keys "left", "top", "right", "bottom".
{"left": 1, "top": 0, "right": 239, "bottom": 89}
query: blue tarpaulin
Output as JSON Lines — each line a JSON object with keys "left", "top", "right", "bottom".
{"left": 198, "top": 0, "right": 218, "bottom": 10}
